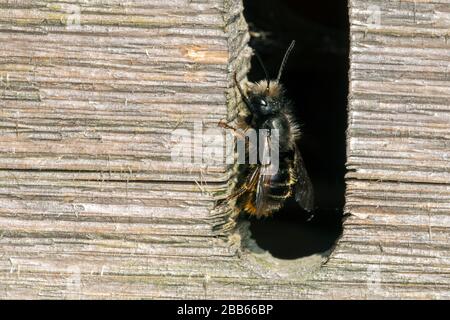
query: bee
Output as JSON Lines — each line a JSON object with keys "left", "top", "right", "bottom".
{"left": 222, "top": 40, "right": 314, "bottom": 218}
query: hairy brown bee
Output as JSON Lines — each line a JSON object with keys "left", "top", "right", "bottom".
{"left": 225, "top": 40, "right": 314, "bottom": 218}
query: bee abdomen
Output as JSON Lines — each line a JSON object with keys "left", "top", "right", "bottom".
{"left": 268, "top": 184, "right": 292, "bottom": 199}
{"left": 268, "top": 162, "right": 296, "bottom": 200}
{"left": 233, "top": 159, "right": 297, "bottom": 217}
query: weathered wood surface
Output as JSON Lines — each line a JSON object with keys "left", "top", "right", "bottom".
{"left": 0, "top": 0, "right": 449, "bottom": 299}
{"left": 337, "top": 0, "right": 450, "bottom": 298}
{"left": 0, "top": 0, "right": 251, "bottom": 299}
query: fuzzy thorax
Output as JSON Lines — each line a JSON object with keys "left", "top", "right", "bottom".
{"left": 248, "top": 80, "right": 284, "bottom": 98}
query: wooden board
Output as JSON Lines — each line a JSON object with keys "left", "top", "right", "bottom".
{"left": 333, "top": 0, "right": 450, "bottom": 299}
{"left": 0, "top": 0, "right": 449, "bottom": 299}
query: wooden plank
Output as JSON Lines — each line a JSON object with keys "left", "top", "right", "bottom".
{"left": 0, "top": 0, "right": 247, "bottom": 299}
{"left": 327, "top": 0, "right": 450, "bottom": 299}
{"left": 0, "top": 0, "right": 449, "bottom": 299}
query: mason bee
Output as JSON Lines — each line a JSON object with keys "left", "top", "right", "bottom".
{"left": 223, "top": 40, "right": 314, "bottom": 218}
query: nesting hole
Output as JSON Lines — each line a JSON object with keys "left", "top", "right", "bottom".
{"left": 239, "top": 0, "right": 349, "bottom": 260}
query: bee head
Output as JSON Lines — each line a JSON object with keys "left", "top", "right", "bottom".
{"left": 236, "top": 41, "right": 296, "bottom": 117}
{"left": 247, "top": 40, "right": 295, "bottom": 116}
{"left": 248, "top": 81, "right": 283, "bottom": 116}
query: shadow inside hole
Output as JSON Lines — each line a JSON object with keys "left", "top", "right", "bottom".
{"left": 241, "top": 0, "right": 349, "bottom": 259}
{"left": 245, "top": 205, "right": 343, "bottom": 260}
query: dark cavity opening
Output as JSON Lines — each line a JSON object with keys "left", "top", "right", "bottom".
{"left": 241, "top": 0, "right": 348, "bottom": 260}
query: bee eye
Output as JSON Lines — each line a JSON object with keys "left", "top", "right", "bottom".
{"left": 260, "top": 99, "right": 267, "bottom": 106}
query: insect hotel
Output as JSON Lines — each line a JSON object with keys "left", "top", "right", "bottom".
{"left": 0, "top": 0, "right": 448, "bottom": 299}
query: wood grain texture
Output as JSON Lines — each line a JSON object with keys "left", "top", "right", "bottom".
{"left": 0, "top": 0, "right": 251, "bottom": 299}
{"left": 0, "top": 0, "right": 449, "bottom": 299}
{"left": 333, "top": 0, "right": 450, "bottom": 299}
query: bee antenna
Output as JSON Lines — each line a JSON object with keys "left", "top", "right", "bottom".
{"left": 276, "top": 40, "right": 296, "bottom": 83}
{"left": 233, "top": 72, "right": 252, "bottom": 110}
{"left": 254, "top": 51, "right": 270, "bottom": 92}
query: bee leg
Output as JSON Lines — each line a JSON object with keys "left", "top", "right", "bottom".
{"left": 225, "top": 184, "right": 248, "bottom": 201}
{"left": 214, "top": 174, "right": 251, "bottom": 209}
{"left": 215, "top": 169, "right": 258, "bottom": 230}
{"left": 223, "top": 205, "right": 242, "bottom": 232}
{"left": 223, "top": 216, "right": 237, "bottom": 232}
{"left": 214, "top": 182, "right": 248, "bottom": 212}
{"left": 218, "top": 120, "right": 247, "bottom": 139}
{"left": 225, "top": 167, "right": 260, "bottom": 202}
{"left": 218, "top": 119, "right": 235, "bottom": 130}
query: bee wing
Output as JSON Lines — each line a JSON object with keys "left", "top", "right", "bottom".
{"left": 254, "top": 164, "right": 272, "bottom": 217}
{"left": 254, "top": 134, "right": 274, "bottom": 217}
{"left": 294, "top": 147, "right": 314, "bottom": 212}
